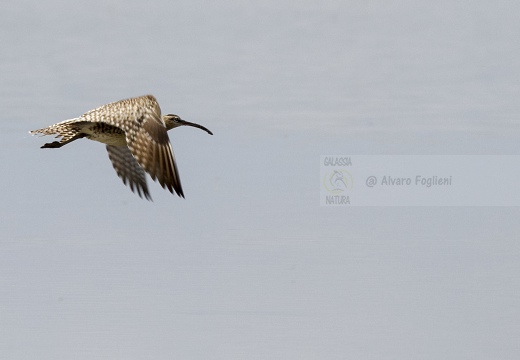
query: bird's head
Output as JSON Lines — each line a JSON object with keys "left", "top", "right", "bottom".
{"left": 163, "top": 114, "right": 213, "bottom": 135}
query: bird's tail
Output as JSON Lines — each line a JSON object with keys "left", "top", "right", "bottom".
{"left": 30, "top": 118, "right": 84, "bottom": 143}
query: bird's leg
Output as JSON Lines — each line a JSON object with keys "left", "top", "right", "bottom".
{"left": 41, "top": 133, "right": 87, "bottom": 149}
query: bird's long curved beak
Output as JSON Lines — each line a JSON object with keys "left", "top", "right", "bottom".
{"left": 178, "top": 119, "right": 213, "bottom": 135}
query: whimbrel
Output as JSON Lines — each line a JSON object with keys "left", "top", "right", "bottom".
{"left": 30, "top": 95, "right": 213, "bottom": 200}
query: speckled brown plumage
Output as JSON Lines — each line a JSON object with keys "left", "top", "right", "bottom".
{"left": 30, "top": 95, "right": 213, "bottom": 200}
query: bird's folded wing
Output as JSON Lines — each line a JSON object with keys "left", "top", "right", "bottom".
{"left": 79, "top": 94, "right": 184, "bottom": 198}
{"left": 106, "top": 145, "right": 152, "bottom": 200}
{"left": 124, "top": 111, "right": 184, "bottom": 198}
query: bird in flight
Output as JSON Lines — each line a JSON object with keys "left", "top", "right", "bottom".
{"left": 30, "top": 95, "right": 213, "bottom": 200}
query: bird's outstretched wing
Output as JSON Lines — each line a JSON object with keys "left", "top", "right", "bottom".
{"left": 82, "top": 95, "right": 184, "bottom": 198}
{"left": 106, "top": 145, "right": 152, "bottom": 200}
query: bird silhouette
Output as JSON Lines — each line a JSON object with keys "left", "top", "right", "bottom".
{"left": 30, "top": 95, "right": 213, "bottom": 200}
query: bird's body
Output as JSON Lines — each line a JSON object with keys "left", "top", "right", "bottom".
{"left": 30, "top": 95, "right": 213, "bottom": 200}
{"left": 77, "top": 123, "right": 128, "bottom": 146}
